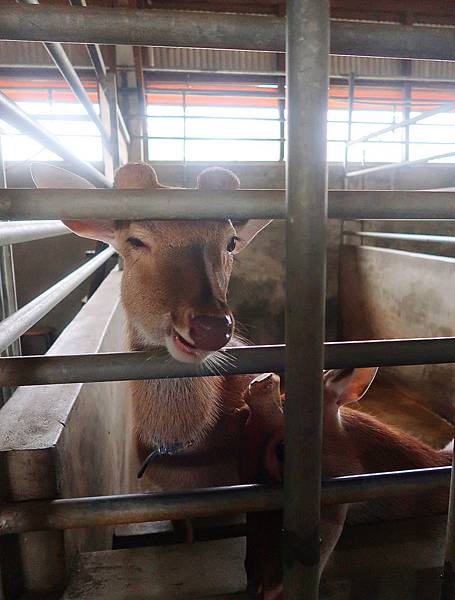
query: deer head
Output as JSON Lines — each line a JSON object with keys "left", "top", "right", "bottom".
{"left": 31, "top": 162, "right": 271, "bottom": 363}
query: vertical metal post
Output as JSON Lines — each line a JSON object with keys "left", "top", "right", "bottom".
{"left": 106, "top": 72, "right": 121, "bottom": 170}
{"left": 441, "top": 452, "right": 455, "bottom": 599}
{"left": 284, "top": 0, "right": 329, "bottom": 598}
{"left": 183, "top": 91, "right": 187, "bottom": 163}
{"left": 344, "top": 73, "right": 355, "bottom": 175}
{"left": 403, "top": 80, "right": 412, "bottom": 162}
{"left": 0, "top": 136, "right": 20, "bottom": 405}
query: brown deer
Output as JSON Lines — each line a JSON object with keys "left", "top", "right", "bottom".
{"left": 242, "top": 368, "right": 453, "bottom": 599}
{"left": 31, "top": 162, "right": 272, "bottom": 493}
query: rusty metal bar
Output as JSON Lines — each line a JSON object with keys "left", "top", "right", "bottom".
{"left": 3, "top": 189, "right": 455, "bottom": 221}
{"left": 0, "top": 247, "right": 114, "bottom": 353}
{"left": 0, "top": 467, "right": 450, "bottom": 536}
{"left": 3, "top": 6, "right": 455, "bottom": 61}
{"left": 285, "top": 0, "right": 329, "bottom": 597}
{"left": 5, "top": 337, "right": 455, "bottom": 386}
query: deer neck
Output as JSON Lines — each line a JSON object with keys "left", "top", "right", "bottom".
{"left": 128, "top": 325, "right": 223, "bottom": 449}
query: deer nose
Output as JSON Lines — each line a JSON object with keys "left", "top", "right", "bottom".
{"left": 189, "top": 314, "right": 233, "bottom": 351}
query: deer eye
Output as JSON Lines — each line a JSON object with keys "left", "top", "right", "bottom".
{"left": 226, "top": 236, "right": 239, "bottom": 253}
{"left": 127, "top": 237, "right": 147, "bottom": 249}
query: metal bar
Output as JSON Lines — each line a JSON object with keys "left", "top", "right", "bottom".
{"left": 0, "top": 467, "right": 450, "bottom": 536}
{"left": 5, "top": 336, "right": 455, "bottom": 387}
{"left": 346, "top": 150, "right": 455, "bottom": 179}
{"left": 441, "top": 454, "right": 455, "bottom": 599}
{"left": 0, "top": 247, "right": 114, "bottom": 353}
{"left": 0, "top": 91, "right": 111, "bottom": 188}
{"left": 141, "top": 136, "right": 283, "bottom": 142}
{"left": 343, "top": 73, "right": 355, "bottom": 173}
{"left": 3, "top": 6, "right": 455, "bottom": 61}
{"left": 352, "top": 232, "right": 455, "bottom": 244}
{"left": 18, "top": 0, "right": 110, "bottom": 146}
{"left": 5, "top": 189, "right": 455, "bottom": 222}
{"left": 329, "top": 190, "right": 455, "bottom": 220}
{"left": 43, "top": 43, "right": 110, "bottom": 146}
{"left": 0, "top": 135, "right": 20, "bottom": 406}
{"left": 348, "top": 99, "right": 455, "bottom": 147}
{"left": 285, "top": 0, "right": 328, "bottom": 597}
{"left": 0, "top": 188, "right": 285, "bottom": 220}
{"left": 0, "top": 221, "right": 69, "bottom": 246}
{"left": 106, "top": 72, "right": 120, "bottom": 169}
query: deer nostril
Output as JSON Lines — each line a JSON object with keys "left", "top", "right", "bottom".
{"left": 189, "top": 314, "right": 233, "bottom": 351}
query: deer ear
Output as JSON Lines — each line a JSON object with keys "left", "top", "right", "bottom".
{"left": 232, "top": 219, "right": 272, "bottom": 253}
{"left": 323, "top": 367, "right": 378, "bottom": 408}
{"left": 30, "top": 163, "right": 117, "bottom": 245}
{"left": 114, "top": 162, "right": 164, "bottom": 189}
{"left": 196, "top": 167, "right": 272, "bottom": 253}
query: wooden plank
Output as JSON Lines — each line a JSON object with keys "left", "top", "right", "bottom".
{"left": 64, "top": 514, "right": 447, "bottom": 600}
{"left": 63, "top": 538, "right": 247, "bottom": 600}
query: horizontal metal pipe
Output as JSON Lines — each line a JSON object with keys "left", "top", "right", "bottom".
{"left": 0, "top": 189, "right": 285, "bottom": 220}
{"left": 0, "top": 91, "right": 110, "bottom": 188}
{"left": 0, "top": 467, "right": 449, "bottom": 536}
{"left": 4, "top": 189, "right": 455, "bottom": 221}
{"left": 0, "top": 221, "right": 69, "bottom": 246}
{"left": 346, "top": 150, "right": 455, "bottom": 179}
{"left": 0, "top": 247, "right": 114, "bottom": 353}
{"left": 4, "top": 337, "right": 455, "bottom": 386}
{"left": 352, "top": 231, "right": 455, "bottom": 245}
{"left": 330, "top": 190, "right": 455, "bottom": 221}
{"left": 3, "top": 7, "right": 455, "bottom": 61}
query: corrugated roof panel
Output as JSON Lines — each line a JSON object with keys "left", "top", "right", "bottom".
{"left": 148, "top": 47, "right": 277, "bottom": 72}
{"left": 0, "top": 41, "right": 91, "bottom": 67}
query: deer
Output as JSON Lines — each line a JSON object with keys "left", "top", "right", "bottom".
{"left": 30, "top": 162, "right": 272, "bottom": 498}
{"left": 241, "top": 367, "right": 453, "bottom": 599}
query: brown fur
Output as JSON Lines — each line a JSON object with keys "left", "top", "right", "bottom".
{"left": 243, "top": 369, "right": 452, "bottom": 598}
{"left": 110, "top": 163, "right": 256, "bottom": 491}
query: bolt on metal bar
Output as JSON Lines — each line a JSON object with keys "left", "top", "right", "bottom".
{"left": 3, "top": 6, "right": 455, "bottom": 61}
{"left": 4, "top": 189, "right": 455, "bottom": 221}
{"left": 441, "top": 454, "right": 455, "bottom": 599}
{"left": 0, "top": 247, "right": 114, "bottom": 354}
{"left": 346, "top": 149, "right": 455, "bottom": 179}
{"left": 285, "top": 0, "right": 329, "bottom": 597}
{"left": 0, "top": 467, "right": 450, "bottom": 536}
{"left": 352, "top": 232, "right": 455, "bottom": 245}
{"left": 0, "top": 221, "right": 69, "bottom": 246}
{"left": 347, "top": 98, "right": 455, "bottom": 147}
{"left": 4, "top": 337, "right": 455, "bottom": 387}
{"left": 0, "top": 91, "right": 111, "bottom": 188}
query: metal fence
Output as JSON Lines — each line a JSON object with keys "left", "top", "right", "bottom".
{"left": 0, "top": 2, "right": 455, "bottom": 600}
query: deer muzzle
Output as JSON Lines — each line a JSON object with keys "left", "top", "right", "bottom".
{"left": 189, "top": 314, "right": 233, "bottom": 351}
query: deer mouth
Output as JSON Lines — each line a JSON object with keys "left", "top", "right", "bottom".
{"left": 167, "top": 328, "right": 209, "bottom": 363}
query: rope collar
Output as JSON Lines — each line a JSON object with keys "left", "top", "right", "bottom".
{"left": 137, "top": 440, "right": 194, "bottom": 479}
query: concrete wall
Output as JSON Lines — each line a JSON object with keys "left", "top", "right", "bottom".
{"left": 339, "top": 244, "right": 455, "bottom": 423}
{"left": 0, "top": 270, "right": 133, "bottom": 598}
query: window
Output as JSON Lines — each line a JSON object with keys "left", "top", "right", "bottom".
{"left": 146, "top": 83, "right": 283, "bottom": 162}
{"left": 0, "top": 80, "right": 102, "bottom": 163}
